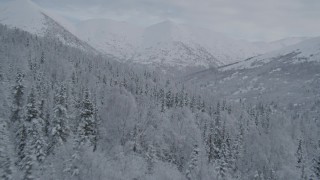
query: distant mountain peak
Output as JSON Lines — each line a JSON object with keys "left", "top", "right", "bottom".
{"left": 0, "top": 0, "right": 45, "bottom": 34}
{"left": 0, "top": 0, "right": 96, "bottom": 52}
{"left": 222, "top": 36, "right": 320, "bottom": 71}
{"left": 153, "top": 20, "right": 178, "bottom": 27}
{"left": 1, "top": 1, "right": 311, "bottom": 70}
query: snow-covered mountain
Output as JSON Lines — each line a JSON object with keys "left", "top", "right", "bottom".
{"left": 75, "top": 19, "right": 220, "bottom": 68}
{"left": 135, "top": 21, "right": 224, "bottom": 68}
{"left": 253, "top": 37, "right": 311, "bottom": 54}
{"left": 184, "top": 36, "right": 320, "bottom": 105}
{"left": 139, "top": 21, "right": 263, "bottom": 67}
{"left": 75, "top": 19, "right": 310, "bottom": 69}
{"left": 0, "top": 0, "right": 310, "bottom": 69}
{"left": 75, "top": 19, "right": 221, "bottom": 68}
{"left": 0, "top": 0, "right": 94, "bottom": 52}
{"left": 76, "top": 19, "right": 143, "bottom": 60}
{"left": 0, "top": 0, "right": 45, "bottom": 34}
{"left": 221, "top": 36, "right": 320, "bottom": 71}
{"left": 76, "top": 20, "right": 264, "bottom": 68}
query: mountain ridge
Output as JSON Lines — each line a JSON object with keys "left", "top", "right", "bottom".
{"left": 0, "top": 0, "right": 96, "bottom": 52}
{"left": 221, "top": 36, "right": 320, "bottom": 71}
{"left": 0, "top": 0, "right": 312, "bottom": 69}
{"left": 75, "top": 18, "right": 311, "bottom": 68}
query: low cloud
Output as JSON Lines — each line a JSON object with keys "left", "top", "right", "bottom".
{"left": 26, "top": 0, "right": 320, "bottom": 41}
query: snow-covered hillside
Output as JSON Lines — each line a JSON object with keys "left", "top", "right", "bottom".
{"left": 139, "top": 20, "right": 260, "bottom": 66}
{"left": 135, "top": 21, "right": 224, "bottom": 68}
{"left": 0, "top": 0, "right": 310, "bottom": 69}
{"left": 222, "top": 37, "right": 320, "bottom": 70}
{"left": 0, "top": 0, "right": 95, "bottom": 52}
{"left": 76, "top": 20, "right": 264, "bottom": 68}
{"left": 0, "top": 0, "right": 45, "bottom": 34}
{"left": 76, "top": 19, "right": 143, "bottom": 60}
{"left": 253, "top": 37, "right": 311, "bottom": 55}
{"left": 184, "top": 36, "right": 320, "bottom": 106}
{"left": 75, "top": 19, "right": 311, "bottom": 69}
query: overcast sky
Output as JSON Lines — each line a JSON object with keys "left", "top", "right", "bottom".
{"left": 3, "top": 0, "right": 320, "bottom": 41}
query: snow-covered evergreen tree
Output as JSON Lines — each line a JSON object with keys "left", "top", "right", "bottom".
{"left": 77, "top": 90, "right": 97, "bottom": 149}
{"left": 19, "top": 88, "right": 47, "bottom": 179}
{"left": 166, "top": 90, "right": 173, "bottom": 108}
{"left": 159, "top": 88, "right": 165, "bottom": 112}
{"left": 190, "top": 96, "right": 196, "bottom": 113}
{"left": 50, "top": 84, "right": 70, "bottom": 152}
{"left": 186, "top": 144, "right": 200, "bottom": 180}
{"left": 213, "top": 131, "right": 230, "bottom": 180}
{"left": 207, "top": 121, "right": 215, "bottom": 164}
{"left": 11, "top": 73, "right": 25, "bottom": 124}
{"left": 146, "top": 144, "right": 156, "bottom": 174}
{"left": 312, "top": 143, "right": 320, "bottom": 179}
{"left": 10, "top": 73, "right": 27, "bottom": 167}
{"left": 26, "top": 88, "right": 47, "bottom": 163}
{"left": 296, "top": 139, "right": 306, "bottom": 180}
{"left": 0, "top": 120, "right": 14, "bottom": 180}
{"left": 213, "top": 102, "right": 222, "bottom": 161}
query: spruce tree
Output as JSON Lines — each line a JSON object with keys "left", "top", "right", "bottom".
{"left": 313, "top": 155, "right": 320, "bottom": 179}
{"left": 146, "top": 144, "right": 156, "bottom": 174}
{"left": 190, "top": 96, "right": 196, "bottom": 113}
{"left": 78, "top": 90, "right": 97, "bottom": 149}
{"left": 166, "top": 90, "right": 173, "bottom": 108}
{"left": 50, "top": 84, "right": 70, "bottom": 152}
{"left": 27, "top": 89, "right": 47, "bottom": 163}
{"left": 232, "top": 121, "right": 244, "bottom": 175}
{"left": 11, "top": 73, "right": 24, "bottom": 123}
{"left": 179, "top": 91, "right": 184, "bottom": 108}
{"left": 186, "top": 145, "right": 200, "bottom": 180}
{"left": 0, "top": 121, "right": 14, "bottom": 180}
{"left": 312, "top": 143, "right": 320, "bottom": 179}
{"left": 64, "top": 136, "right": 81, "bottom": 178}
{"left": 200, "top": 101, "right": 206, "bottom": 112}
{"left": 202, "top": 121, "right": 208, "bottom": 143}
{"left": 207, "top": 121, "right": 214, "bottom": 164}
{"left": 16, "top": 123, "right": 27, "bottom": 167}
{"left": 213, "top": 102, "right": 222, "bottom": 160}
{"left": 196, "top": 96, "right": 202, "bottom": 111}
{"left": 296, "top": 139, "right": 306, "bottom": 180}
{"left": 159, "top": 89, "right": 165, "bottom": 112}
{"left": 216, "top": 139, "right": 228, "bottom": 180}
{"left": 11, "top": 73, "right": 26, "bottom": 166}
{"left": 184, "top": 92, "right": 189, "bottom": 107}
{"left": 21, "top": 88, "right": 47, "bottom": 179}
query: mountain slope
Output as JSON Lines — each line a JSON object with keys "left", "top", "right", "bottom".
{"left": 134, "top": 21, "right": 223, "bottom": 68}
{"left": 75, "top": 20, "right": 268, "bottom": 68}
{"left": 75, "top": 19, "right": 310, "bottom": 69}
{"left": 0, "top": 0, "right": 95, "bottom": 52}
{"left": 0, "top": 0, "right": 45, "bottom": 34}
{"left": 184, "top": 37, "right": 320, "bottom": 105}
{"left": 253, "top": 37, "right": 311, "bottom": 55}
{"left": 140, "top": 21, "right": 259, "bottom": 65}
{"left": 76, "top": 19, "right": 143, "bottom": 60}
{"left": 1, "top": 1, "right": 310, "bottom": 69}
{"left": 222, "top": 37, "right": 320, "bottom": 71}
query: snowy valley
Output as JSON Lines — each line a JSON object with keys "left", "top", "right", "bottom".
{"left": 0, "top": 0, "right": 319, "bottom": 180}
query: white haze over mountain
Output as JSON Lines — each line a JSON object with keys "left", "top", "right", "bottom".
{"left": 25, "top": 0, "right": 320, "bottom": 42}
{"left": 0, "top": 0, "right": 94, "bottom": 52}
{"left": 0, "top": 0, "right": 312, "bottom": 68}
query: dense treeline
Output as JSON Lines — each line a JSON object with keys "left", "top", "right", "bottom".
{"left": 0, "top": 24, "right": 319, "bottom": 180}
